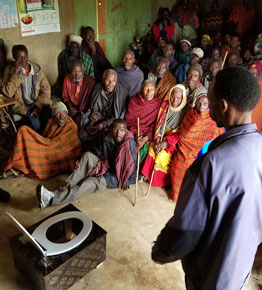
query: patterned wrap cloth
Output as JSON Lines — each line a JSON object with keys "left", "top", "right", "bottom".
{"left": 170, "top": 108, "right": 224, "bottom": 202}
{"left": 125, "top": 92, "right": 162, "bottom": 141}
{"left": 149, "top": 71, "right": 177, "bottom": 100}
{"left": 89, "top": 130, "right": 135, "bottom": 189}
{"left": 141, "top": 84, "right": 187, "bottom": 187}
{"left": 125, "top": 92, "right": 162, "bottom": 161}
{"left": 4, "top": 117, "right": 81, "bottom": 179}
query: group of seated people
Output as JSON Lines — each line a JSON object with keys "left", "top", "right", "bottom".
{"left": 0, "top": 20, "right": 261, "bottom": 208}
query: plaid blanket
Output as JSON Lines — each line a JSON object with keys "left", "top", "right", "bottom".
{"left": 155, "top": 72, "right": 176, "bottom": 100}
{"left": 170, "top": 108, "right": 223, "bottom": 202}
{"left": 4, "top": 117, "right": 81, "bottom": 179}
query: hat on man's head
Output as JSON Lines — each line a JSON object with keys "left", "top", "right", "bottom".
{"left": 202, "top": 34, "right": 211, "bottom": 42}
{"left": 191, "top": 47, "right": 204, "bottom": 59}
{"left": 69, "top": 35, "right": 82, "bottom": 46}
{"left": 179, "top": 39, "right": 192, "bottom": 47}
{"left": 51, "top": 102, "right": 68, "bottom": 116}
{"left": 188, "top": 63, "right": 203, "bottom": 78}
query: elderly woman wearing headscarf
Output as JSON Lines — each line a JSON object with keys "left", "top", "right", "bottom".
{"left": 141, "top": 84, "right": 187, "bottom": 187}
{"left": 1, "top": 102, "right": 82, "bottom": 179}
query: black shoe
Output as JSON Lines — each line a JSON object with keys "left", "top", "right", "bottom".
{"left": 0, "top": 188, "right": 11, "bottom": 202}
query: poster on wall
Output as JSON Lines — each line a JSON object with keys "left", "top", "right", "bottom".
{"left": 0, "top": 0, "right": 18, "bottom": 29}
{"left": 17, "top": 0, "right": 60, "bottom": 36}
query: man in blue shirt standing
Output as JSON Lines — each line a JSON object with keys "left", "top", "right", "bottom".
{"left": 152, "top": 67, "right": 262, "bottom": 290}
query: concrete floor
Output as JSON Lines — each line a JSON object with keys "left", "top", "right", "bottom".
{"left": 0, "top": 174, "right": 261, "bottom": 290}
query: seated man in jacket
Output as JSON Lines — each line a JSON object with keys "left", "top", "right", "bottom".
{"left": 2, "top": 45, "right": 52, "bottom": 132}
{"left": 36, "top": 119, "right": 137, "bottom": 208}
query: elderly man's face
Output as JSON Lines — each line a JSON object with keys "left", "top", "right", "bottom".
{"left": 156, "top": 59, "right": 168, "bottom": 78}
{"left": 55, "top": 111, "right": 68, "bottom": 126}
{"left": 210, "top": 60, "right": 221, "bottom": 77}
{"left": 111, "top": 122, "right": 127, "bottom": 143}
{"left": 84, "top": 29, "right": 95, "bottom": 43}
{"left": 180, "top": 41, "right": 190, "bottom": 53}
{"left": 208, "top": 80, "right": 225, "bottom": 127}
{"left": 170, "top": 88, "right": 183, "bottom": 108}
{"left": 69, "top": 42, "right": 80, "bottom": 58}
{"left": 104, "top": 72, "right": 117, "bottom": 93}
{"left": 122, "top": 53, "right": 135, "bottom": 70}
{"left": 195, "top": 95, "right": 209, "bottom": 114}
{"left": 190, "top": 53, "right": 200, "bottom": 65}
{"left": 142, "top": 82, "right": 155, "bottom": 102}
{"left": 71, "top": 64, "right": 84, "bottom": 82}
{"left": 187, "top": 69, "right": 200, "bottom": 91}
{"left": 163, "top": 44, "right": 174, "bottom": 58}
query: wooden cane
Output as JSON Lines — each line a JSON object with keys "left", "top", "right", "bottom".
{"left": 134, "top": 117, "right": 140, "bottom": 206}
{"left": 222, "top": 51, "right": 228, "bottom": 69}
{"left": 145, "top": 107, "right": 170, "bottom": 196}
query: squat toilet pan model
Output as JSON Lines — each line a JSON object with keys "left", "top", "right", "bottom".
{"left": 8, "top": 204, "right": 107, "bottom": 290}
{"left": 6, "top": 210, "right": 93, "bottom": 257}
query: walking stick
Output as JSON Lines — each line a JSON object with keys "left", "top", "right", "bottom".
{"left": 222, "top": 51, "right": 228, "bottom": 69}
{"left": 134, "top": 117, "right": 140, "bottom": 206}
{"left": 145, "top": 107, "right": 170, "bottom": 196}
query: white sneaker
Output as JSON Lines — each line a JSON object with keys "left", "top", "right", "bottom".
{"left": 36, "top": 184, "right": 54, "bottom": 209}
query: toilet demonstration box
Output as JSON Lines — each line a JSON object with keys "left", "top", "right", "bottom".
{"left": 9, "top": 204, "right": 107, "bottom": 290}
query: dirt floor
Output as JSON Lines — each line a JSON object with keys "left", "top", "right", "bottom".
{"left": 0, "top": 173, "right": 261, "bottom": 290}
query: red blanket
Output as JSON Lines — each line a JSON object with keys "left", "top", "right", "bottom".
{"left": 125, "top": 93, "right": 162, "bottom": 141}
{"left": 170, "top": 108, "right": 223, "bottom": 202}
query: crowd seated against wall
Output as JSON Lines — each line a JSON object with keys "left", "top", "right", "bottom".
{"left": 0, "top": 3, "right": 262, "bottom": 289}
{"left": 0, "top": 3, "right": 261, "bottom": 205}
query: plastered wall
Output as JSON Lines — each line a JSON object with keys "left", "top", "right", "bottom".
{"left": 0, "top": 0, "right": 75, "bottom": 87}
{"left": 75, "top": 0, "right": 151, "bottom": 68}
